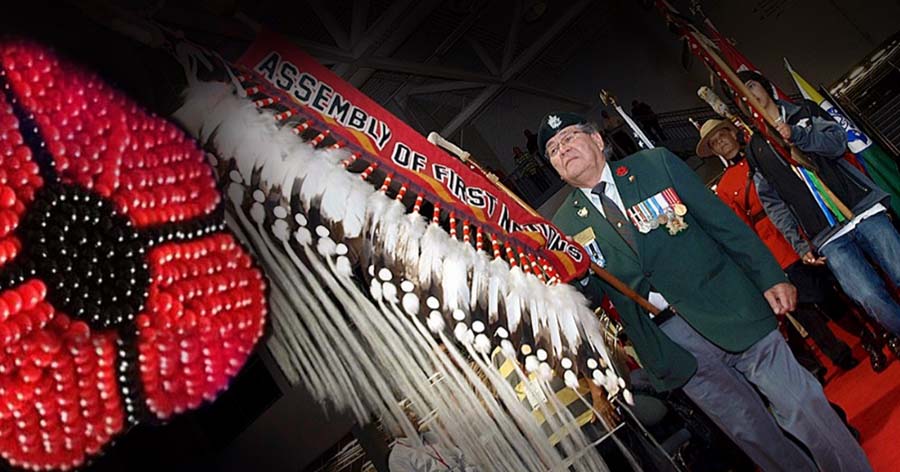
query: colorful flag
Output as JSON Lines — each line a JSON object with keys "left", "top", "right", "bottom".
{"left": 706, "top": 26, "right": 792, "bottom": 101}
{"left": 786, "top": 59, "right": 900, "bottom": 208}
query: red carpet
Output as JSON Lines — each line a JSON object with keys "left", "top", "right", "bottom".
{"left": 821, "top": 331, "right": 900, "bottom": 471}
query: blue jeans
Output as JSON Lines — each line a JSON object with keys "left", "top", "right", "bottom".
{"left": 820, "top": 212, "right": 900, "bottom": 335}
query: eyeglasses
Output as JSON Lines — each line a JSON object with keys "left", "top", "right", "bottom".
{"left": 546, "top": 130, "right": 585, "bottom": 159}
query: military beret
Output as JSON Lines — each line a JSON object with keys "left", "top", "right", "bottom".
{"left": 537, "top": 112, "right": 588, "bottom": 159}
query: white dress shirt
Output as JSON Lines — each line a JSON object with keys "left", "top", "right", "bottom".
{"left": 578, "top": 164, "right": 670, "bottom": 312}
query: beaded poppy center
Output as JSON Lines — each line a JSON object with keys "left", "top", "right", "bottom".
{"left": 19, "top": 183, "right": 149, "bottom": 329}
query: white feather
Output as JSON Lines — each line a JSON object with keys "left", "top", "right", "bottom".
{"left": 538, "top": 363, "right": 553, "bottom": 381}
{"left": 299, "top": 156, "right": 336, "bottom": 211}
{"left": 487, "top": 258, "right": 509, "bottom": 325}
{"left": 340, "top": 181, "right": 373, "bottom": 239}
{"left": 550, "top": 284, "right": 584, "bottom": 353}
{"left": 526, "top": 275, "right": 549, "bottom": 343}
{"left": 468, "top": 252, "right": 490, "bottom": 311}
{"left": 320, "top": 164, "right": 359, "bottom": 224}
{"left": 417, "top": 223, "right": 446, "bottom": 290}
{"left": 375, "top": 200, "right": 407, "bottom": 264}
{"left": 366, "top": 191, "right": 391, "bottom": 241}
{"left": 397, "top": 214, "right": 427, "bottom": 281}
{"left": 505, "top": 266, "right": 526, "bottom": 332}
{"left": 278, "top": 139, "right": 319, "bottom": 199}
{"left": 259, "top": 130, "right": 311, "bottom": 195}
{"left": 213, "top": 101, "right": 273, "bottom": 181}
{"left": 441, "top": 242, "right": 471, "bottom": 313}
{"left": 172, "top": 81, "right": 233, "bottom": 138}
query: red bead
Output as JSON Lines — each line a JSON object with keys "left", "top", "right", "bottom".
{"left": 66, "top": 322, "right": 90, "bottom": 343}
{"left": 2, "top": 290, "right": 22, "bottom": 315}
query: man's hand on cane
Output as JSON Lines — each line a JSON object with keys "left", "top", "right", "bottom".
{"left": 764, "top": 282, "right": 798, "bottom": 316}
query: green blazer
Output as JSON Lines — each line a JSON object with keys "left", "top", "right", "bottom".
{"left": 552, "top": 148, "right": 785, "bottom": 391}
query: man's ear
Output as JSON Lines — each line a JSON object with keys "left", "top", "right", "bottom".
{"left": 590, "top": 131, "right": 605, "bottom": 150}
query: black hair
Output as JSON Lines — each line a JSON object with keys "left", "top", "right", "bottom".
{"left": 736, "top": 70, "right": 776, "bottom": 100}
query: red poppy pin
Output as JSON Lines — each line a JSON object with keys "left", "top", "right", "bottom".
{"left": 616, "top": 166, "right": 629, "bottom": 177}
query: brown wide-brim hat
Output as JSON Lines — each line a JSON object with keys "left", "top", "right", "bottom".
{"left": 695, "top": 119, "right": 739, "bottom": 157}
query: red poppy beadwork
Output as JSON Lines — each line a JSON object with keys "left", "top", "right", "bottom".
{"left": 0, "top": 40, "right": 267, "bottom": 470}
{"left": 616, "top": 166, "right": 628, "bottom": 177}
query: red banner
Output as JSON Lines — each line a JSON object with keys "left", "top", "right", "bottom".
{"left": 236, "top": 31, "right": 588, "bottom": 282}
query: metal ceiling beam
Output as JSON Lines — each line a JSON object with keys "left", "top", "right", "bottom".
{"left": 407, "top": 81, "right": 486, "bottom": 96}
{"left": 279, "top": 38, "right": 503, "bottom": 84}
{"left": 386, "top": 2, "right": 490, "bottom": 104}
{"left": 507, "top": 82, "right": 591, "bottom": 107}
{"left": 441, "top": 85, "right": 503, "bottom": 137}
{"left": 433, "top": 1, "right": 488, "bottom": 58}
{"left": 359, "top": 57, "right": 500, "bottom": 84}
{"left": 501, "top": 1, "right": 591, "bottom": 82}
{"left": 465, "top": 37, "right": 499, "bottom": 76}
{"left": 306, "top": 0, "right": 351, "bottom": 51}
{"left": 440, "top": 0, "right": 592, "bottom": 136}
{"left": 346, "top": 0, "right": 444, "bottom": 87}
{"left": 349, "top": 0, "right": 418, "bottom": 58}
{"left": 350, "top": 0, "right": 370, "bottom": 47}
{"left": 392, "top": 96, "right": 426, "bottom": 132}
{"left": 288, "top": 39, "right": 355, "bottom": 62}
{"left": 331, "top": 0, "right": 417, "bottom": 77}
{"left": 501, "top": 1, "right": 524, "bottom": 72}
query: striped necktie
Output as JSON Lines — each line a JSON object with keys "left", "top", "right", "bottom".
{"left": 593, "top": 181, "right": 636, "bottom": 252}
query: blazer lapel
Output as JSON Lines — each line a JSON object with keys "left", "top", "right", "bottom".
{"left": 566, "top": 190, "right": 639, "bottom": 265}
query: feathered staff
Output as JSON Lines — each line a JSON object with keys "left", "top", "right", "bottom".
{"left": 170, "top": 38, "right": 636, "bottom": 470}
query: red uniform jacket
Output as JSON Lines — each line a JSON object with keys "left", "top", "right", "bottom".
{"left": 716, "top": 159, "right": 800, "bottom": 270}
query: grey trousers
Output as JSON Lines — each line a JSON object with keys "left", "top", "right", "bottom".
{"left": 660, "top": 315, "right": 872, "bottom": 472}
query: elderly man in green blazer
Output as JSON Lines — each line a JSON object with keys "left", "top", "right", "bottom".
{"left": 542, "top": 112, "right": 870, "bottom": 472}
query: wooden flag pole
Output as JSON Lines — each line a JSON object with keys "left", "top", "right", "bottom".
{"left": 680, "top": 16, "right": 855, "bottom": 220}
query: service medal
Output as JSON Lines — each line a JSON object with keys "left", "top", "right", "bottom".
{"left": 666, "top": 214, "right": 688, "bottom": 235}
{"left": 673, "top": 203, "right": 687, "bottom": 217}
{"left": 628, "top": 206, "right": 650, "bottom": 233}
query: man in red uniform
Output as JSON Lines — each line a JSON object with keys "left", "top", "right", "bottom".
{"left": 697, "top": 119, "right": 886, "bottom": 373}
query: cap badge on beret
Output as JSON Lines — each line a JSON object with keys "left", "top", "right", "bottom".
{"left": 548, "top": 115, "right": 562, "bottom": 129}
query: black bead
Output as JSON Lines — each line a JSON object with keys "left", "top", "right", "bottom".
{"left": 18, "top": 184, "right": 151, "bottom": 330}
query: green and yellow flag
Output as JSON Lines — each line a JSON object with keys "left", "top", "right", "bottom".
{"left": 786, "top": 58, "right": 900, "bottom": 209}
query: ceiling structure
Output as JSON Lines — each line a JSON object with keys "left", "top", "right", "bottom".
{"left": 239, "top": 0, "right": 610, "bottom": 140}
{"left": 81, "top": 0, "right": 899, "bottom": 174}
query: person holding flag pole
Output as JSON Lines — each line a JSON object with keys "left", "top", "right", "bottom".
{"left": 656, "top": 0, "right": 900, "bottom": 343}
{"left": 730, "top": 69, "right": 900, "bottom": 350}
{"left": 785, "top": 59, "right": 900, "bottom": 212}
{"left": 696, "top": 86, "right": 889, "bottom": 374}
